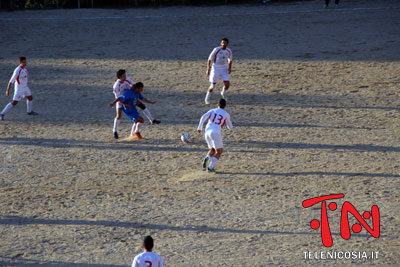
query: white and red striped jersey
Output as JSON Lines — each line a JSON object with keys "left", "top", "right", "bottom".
{"left": 198, "top": 107, "right": 233, "bottom": 133}
{"left": 9, "top": 66, "right": 28, "bottom": 88}
{"left": 208, "top": 47, "right": 232, "bottom": 68}
{"left": 113, "top": 77, "right": 135, "bottom": 98}
{"left": 132, "top": 251, "right": 164, "bottom": 267}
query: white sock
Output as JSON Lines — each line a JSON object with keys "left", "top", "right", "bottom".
{"left": 27, "top": 100, "right": 33, "bottom": 113}
{"left": 131, "top": 122, "right": 142, "bottom": 135}
{"left": 221, "top": 88, "right": 226, "bottom": 97}
{"left": 208, "top": 157, "right": 218, "bottom": 169}
{"left": 1, "top": 103, "right": 14, "bottom": 115}
{"left": 135, "top": 122, "right": 142, "bottom": 133}
{"left": 143, "top": 108, "right": 154, "bottom": 123}
{"left": 205, "top": 92, "right": 211, "bottom": 102}
{"left": 131, "top": 123, "right": 136, "bottom": 136}
{"left": 113, "top": 118, "right": 120, "bottom": 133}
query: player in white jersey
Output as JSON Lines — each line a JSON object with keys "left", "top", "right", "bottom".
{"left": 112, "top": 69, "right": 160, "bottom": 139}
{"left": 205, "top": 38, "right": 232, "bottom": 105}
{"left": 197, "top": 99, "right": 233, "bottom": 173}
{"left": 132, "top": 236, "right": 165, "bottom": 267}
{"left": 1, "top": 57, "right": 38, "bottom": 120}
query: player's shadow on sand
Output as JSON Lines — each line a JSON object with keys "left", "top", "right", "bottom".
{"left": 227, "top": 140, "right": 400, "bottom": 153}
{"left": 2, "top": 137, "right": 400, "bottom": 154}
{"left": 166, "top": 120, "right": 378, "bottom": 130}
{"left": 229, "top": 93, "right": 400, "bottom": 111}
{"left": 0, "top": 215, "right": 365, "bottom": 238}
{"left": 0, "top": 256, "right": 125, "bottom": 267}
{"left": 218, "top": 171, "right": 400, "bottom": 178}
{"left": 0, "top": 137, "right": 270, "bottom": 154}
{"left": 157, "top": 91, "right": 400, "bottom": 112}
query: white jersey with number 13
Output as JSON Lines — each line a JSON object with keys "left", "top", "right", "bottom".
{"left": 198, "top": 108, "right": 233, "bottom": 133}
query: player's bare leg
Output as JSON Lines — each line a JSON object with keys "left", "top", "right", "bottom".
{"left": 208, "top": 148, "right": 223, "bottom": 173}
{"left": 113, "top": 108, "right": 122, "bottom": 139}
{"left": 137, "top": 101, "right": 160, "bottom": 125}
{"left": 0, "top": 100, "right": 19, "bottom": 120}
{"left": 221, "top": 81, "right": 230, "bottom": 100}
{"left": 26, "top": 95, "right": 38, "bottom": 115}
{"left": 131, "top": 116, "right": 144, "bottom": 140}
{"left": 203, "top": 148, "right": 216, "bottom": 170}
{"left": 205, "top": 83, "right": 215, "bottom": 105}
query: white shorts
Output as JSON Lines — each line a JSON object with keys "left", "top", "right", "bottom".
{"left": 116, "top": 102, "right": 123, "bottom": 109}
{"left": 13, "top": 86, "right": 32, "bottom": 101}
{"left": 113, "top": 93, "right": 123, "bottom": 109}
{"left": 209, "top": 67, "right": 229, "bottom": 84}
{"left": 205, "top": 129, "right": 223, "bottom": 149}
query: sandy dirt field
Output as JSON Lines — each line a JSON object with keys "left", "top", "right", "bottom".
{"left": 0, "top": 0, "right": 400, "bottom": 266}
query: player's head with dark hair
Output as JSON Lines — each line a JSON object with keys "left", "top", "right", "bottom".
{"left": 220, "top": 38, "right": 229, "bottom": 49}
{"left": 19, "top": 57, "right": 27, "bottom": 67}
{"left": 221, "top": 38, "right": 229, "bottom": 44}
{"left": 218, "top": 98, "right": 226, "bottom": 109}
{"left": 134, "top": 82, "right": 144, "bottom": 93}
{"left": 116, "top": 69, "right": 126, "bottom": 79}
{"left": 134, "top": 82, "right": 144, "bottom": 89}
{"left": 143, "top": 236, "right": 154, "bottom": 251}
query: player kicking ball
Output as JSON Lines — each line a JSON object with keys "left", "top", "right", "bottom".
{"left": 1, "top": 57, "right": 38, "bottom": 120}
{"left": 109, "top": 82, "right": 155, "bottom": 140}
{"left": 112, "top": 69, "right": 160, "bottom": 139}
{"left": 198, "top": 99, "right": 233, "bottom": 173}
{"left": 205, "top": 38, "right": 232, "bottom": 104}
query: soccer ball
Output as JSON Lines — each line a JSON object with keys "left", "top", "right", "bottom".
{"left": 181, "top": 133, "right": 190, "bottom": 143}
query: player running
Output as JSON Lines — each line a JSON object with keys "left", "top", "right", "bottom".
{"left": 197, "top": 99, "right": 233, "bottom": 173}
{"left": 1, "top": 57, "right": 38, "bottom": 120}
{"left": 205, "top": 38, "right": 232, "bottom": 105}
{"left": 109, "top": 82, "right": 155, "bottom": 140}
{"left": 131, "top": 236, "right": 164, "bottom": 267}
{"left": 112, "top": 69, "right": 160, "bottom": 139}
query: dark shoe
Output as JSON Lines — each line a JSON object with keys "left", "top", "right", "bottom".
{"left": 202, "top": 157, "right": 209, "bottom": 170}
{"left": 207, "top": 167, "right": 216, "bottom": 173}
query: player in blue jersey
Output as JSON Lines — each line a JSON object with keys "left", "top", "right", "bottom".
{"left": 109, "top": 82, "right": 156, "bottom": 139}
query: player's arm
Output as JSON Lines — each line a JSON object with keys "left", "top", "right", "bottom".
{"left": 228, "top": 51, "right": 233, "bottom": 74}
{"left": 206, "top": 48, "right": 217, "bottom": 76}
{"left": 228, "top": 60, "right": 232, "bottom": 74}
{"left": 127, "top": 77, "right": 135, "bottom": 88}
{"left": 5, "top": 82, "right": 13, "bottom": 97}
{"left": 197, "top": 110, "right": 212, "bottom": 133}
{"left": 7, "top": 69, "right": 18, "bottom": 96}
{"left": 131, "top": 256, "right": 139, "bottom": 267}
{"left": 141, "top": 97, "right": 156, "bottom": 104}
{"left": 207, "top": 59, "right": 213, "bottom": 75}
{"left": 159, "top": 256, "right": 165, "bottom": 267}
{"left": 108, "top": 98, "right": 120, "bottom": 108}
{"left": 137, "top": 94, "right": 155, "bottom": 104}
{"left": 108, "top": 98, "right": 132, "bottom": 108}
{"left": 226, "top": 115, "right": 233, "bottom": 130}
